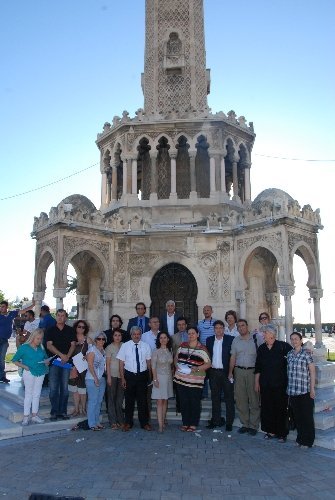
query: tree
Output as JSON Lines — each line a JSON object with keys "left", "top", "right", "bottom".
{"left": 0, "top": 290, "right": 5, "bottom": 303}
{"left": 66, "top": 275, "right": 78, "bottom": 294}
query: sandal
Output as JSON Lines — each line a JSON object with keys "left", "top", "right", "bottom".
{"left": 264, "top": 433, "right": 276, "bottom": 439}
{"left": 186, "top": 426, "right": 197, "bottom": 432}
{"left": 180, "top": 425, "right": 188, "bottom": 432}
{"left": 96, "top": 424, "right": 104, "bottom": 429}
{"left": 71, "top": 410, "right": 80, "bottom": 417}
{"left": 111, "top": 424, "right": 119, "bottom": 430}
{"left": 90, "top": 426, "right": 102, "bottom": 431}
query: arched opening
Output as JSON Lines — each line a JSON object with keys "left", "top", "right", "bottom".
{"left": 176, "top": 135, "right": 191, "bottom": 198}
{"left": 150, "top": 263, "right": 198, "bottom": 324}
{"left": 244, "top": 247, "right": 279, "bottom": 329}
{"left": 224, "top": 138, "right": 235, "bottom": 197}
{"left": 114, "top": 143, "right": 123, "bottom": 200}
{"left": 195, "top": 135, "right": 210, "bottom": 198}
{"left": 137, "top": 138, "right": 151, "bottom": 200}
{"left": 237, "top": 144, "right": 248, "bottom": 202}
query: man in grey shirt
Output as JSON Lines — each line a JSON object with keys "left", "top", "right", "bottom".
{"left": 228, "top": 319, "right": 263, "bottom": 436}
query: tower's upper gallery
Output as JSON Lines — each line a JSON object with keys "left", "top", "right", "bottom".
{"left": 142, "top": 0, "right": 210, "bottom": 115}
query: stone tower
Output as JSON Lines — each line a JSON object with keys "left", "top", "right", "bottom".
{"left": 142, "top": 0, "right": 210, "bottom": 115}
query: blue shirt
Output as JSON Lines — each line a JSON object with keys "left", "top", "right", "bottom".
{"left": 197, "top": 318, "right": 216, "bottom": 344}
{"left": 39, "top": 313, "right": 56, "bottom": 330}
{"left": 12, "top": 343, "right": 48, "bottom": 377}
{"left": 0, "top": 310, "right": 18, "bottom": 340}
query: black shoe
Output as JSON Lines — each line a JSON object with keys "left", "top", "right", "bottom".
{"left": 50, "top": 415, "right": 58, "bottom": 421}
{"left": 238, "top": 426, "right": 249, "bottom": 434}
{"left": 226, "top": 425, "right": 233, "bottom": 432}
{"left": 248, "top": 428, "right": 257, "bottom": 436}
{"left": 58, "top": 414, "right": 70, "bottom": 420}
{"left": 0, "top": 376, "right": 10, "bottom": 383}
{"left": 219, "top": 417, "right": 226, "bottom": 427}
{"left": 206, "top": 422, "right": 218, "bottom": 429}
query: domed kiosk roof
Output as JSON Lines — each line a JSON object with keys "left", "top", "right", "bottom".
{"left": 57, "top": 194, "right": 97, "bottom": 213}
{"left": 252, "top": 188, "right": 294, "bottom": 210}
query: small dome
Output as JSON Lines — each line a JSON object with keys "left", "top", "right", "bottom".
{"left": 252, "top": 188, "right": 294, "bottom": 210}
{"left": 57, "top": 194, "right": 96, "bottom": 213}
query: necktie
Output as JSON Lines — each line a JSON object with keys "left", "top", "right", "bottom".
{"left": 139, "top": 318, "right": 143, "bottom": 332}
{"left": 135, "top": 344, "right": 140, "bottom": 373}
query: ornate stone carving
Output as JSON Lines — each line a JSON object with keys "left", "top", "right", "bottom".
{"left": 309, "top": 289, "right": 323, "bottom": 300}
{"left": 288, "top": 231, "right": 317, "bottom": 256}
{"left": 76, "top": 294, "right": 89, "bottom": 306}
{"left": 237, "top": 233, "right": 282, "bottom": 257}
{"left": 266, "top": 293, "right": 280, "bottom": 306}
{"left": 198, "top": 252, "right": 218, "bottom": 299}
{"left": 278, "top": 285, "right": 295, "bottom": 298}
{"left": 63, "top": 237, "right": 109, "bottom": 262}
{"left": 217, "top": 240, "right": 231, "bottom": 300}
{"left": 36, "top": 237, "right": 58, "bottom": 264}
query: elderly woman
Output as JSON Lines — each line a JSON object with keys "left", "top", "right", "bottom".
{"left": 174, "top": 326, "right": 211, "bottom": 432}
{"left": 12, "top": 329, "right": 49, "bottom": 426}
{"left": 85, "top": 331, "right": 107, "bottom": 431}
{"left": 254, "top": 324, "right": 292, "bottom": 442}
{"left": 287, "top": 332, "right": 315, "bottom": 448}
{"left": 224, "top": 310, "right": 239, "bottom": 337}
{"left": 68, "top": 320, "right": 89, "bottom": 416}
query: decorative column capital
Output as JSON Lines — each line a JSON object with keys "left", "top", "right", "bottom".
{"left": 188, "top": 150, "right": 197, "bottom": 160}
{"left": 278, "top": 285, "right": 295, "bottom": 298}
{"left": 266, "top": 292, "right": 280, "bottom": 306}
{"left": 170, "top": 150, "right": 177, "bottom": 160}
{"left": 53, "top": 288, "right": 67, "bottom": 299}
{"left": 309, "top": 288, "right": 323, "bottom": 300}
{"left": 235, "top": 290, "right": 246, "bottom": 302}
{"left": 100, "top": 290, "right": 114, "bottom": 303}
{"left": 76, "top": 294, "right": 89, "bottom": 306}
{"left": 33, "top": 291, "right": 45, "bottom": 301}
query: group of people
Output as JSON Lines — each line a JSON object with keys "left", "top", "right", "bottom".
{"left": 1, "top": 299, "right": 316, "bottom": 447}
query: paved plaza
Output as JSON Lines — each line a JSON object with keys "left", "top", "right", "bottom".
{"left": 0, "top": 423, "right": 335, "bottom": 500}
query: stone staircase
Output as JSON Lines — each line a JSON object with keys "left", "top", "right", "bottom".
{"left": 1, "top": 367, "right": 335, "bottom": 449}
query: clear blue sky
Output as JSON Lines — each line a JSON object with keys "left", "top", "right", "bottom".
{"left": 1, "top": 0, "right": 334, "bottom": 322}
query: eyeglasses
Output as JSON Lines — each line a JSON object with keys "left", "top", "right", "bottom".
{"left": 77, "top": 325, "right": 85, "bottom": 329}
{"left": 260, "top": 316, "right": 269, "bottom": 321}
{"left": 96, "top": 337, "right": 105, "bottom": 341}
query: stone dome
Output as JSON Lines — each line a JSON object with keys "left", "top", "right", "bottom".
{"left": 57, "top": 194, "right": 97, "bottom": 213}
{"left": 252, "top": 188, "right": 294, "bottom": 210}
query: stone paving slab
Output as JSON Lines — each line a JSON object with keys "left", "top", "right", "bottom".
{"left": 0, "top": 423, "right": 334, "bottom": 499}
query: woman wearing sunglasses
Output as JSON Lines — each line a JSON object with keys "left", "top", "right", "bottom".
{"left": 86, "top": 331, "right": 107, "bottom": 431}
{"left": 68, "top": 320, "right": 89, "bottom": 416}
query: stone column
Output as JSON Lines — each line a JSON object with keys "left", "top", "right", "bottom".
{"left": 266, "top": 292, "right": 280, "bottom": 319}
{"left": 150, "top": 151, "right": 158, "bottom": 199}
{"left": 232, "top": 157, "right": 238, "bottom": 197}
{"left": 220, "top": 154, "right": 226, "bottom": 193}
{"left": 122, "top": 158, "right": 128, "bottom": 196}
{"left": 310, "top": 289, "right": 324, "bottom": 349}
{"left": 235, "top": 290, "right": 247, "bottom": 319}
{"left": 273, "top": 316, "right": 286, "bottom": 341}
{"left": 33, "top": 291, "right": 45, "bottom": 317}
{"left": 189, "top": 151, "right": 197, "bottom": 199}
{"left": 169, "top": 152, "right": 177, "bottom": 201}
{"left": 76, "top": 294, "right": 89, "bottom": 320}
{"left": 106, "top": 170, "right": 112, "bottom": 204}
{"left": 111, "top": 160, "right": 117, "bottom": 202}
{"left": 101, "top": 172, "right": 107, "bottom": 208}
{"left": 244, "top": 164, "right": 251, "bottom": 201}
{"left": 209, "top": 156, "right": 216, "bottom": 195}
{"left": 131, "top": 159, "right": 137, "bottom": 195}
{"left": 53, "top": 288, "right": 67, "bottom": 311}
{"left": 100, "top": 291, "right": 114, "bottom": 330}
{"left": 279, "top": 285, "right": 295, "bottom": 341}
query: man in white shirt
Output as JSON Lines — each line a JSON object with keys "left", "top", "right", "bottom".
{"left": 160, "top": 300, "right": 180, "bottom": 336}
{"left": 117, "top": 326, "right": 152, "bottom": 431}
{"left": 16, "top": 310, "right": 40, "bottom": 347}
{"left": 141, "top": 317, "right": 160, "bottom": 352}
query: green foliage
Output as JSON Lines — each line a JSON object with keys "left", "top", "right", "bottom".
{"left": 66, "top": 275, "right": 78, "bottom": 294}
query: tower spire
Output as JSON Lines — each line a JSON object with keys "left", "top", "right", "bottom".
{"left": 142, "top": 0, "right": 210, "bottom": 115}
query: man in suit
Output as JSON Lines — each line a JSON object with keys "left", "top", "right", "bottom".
{"left": 127, "top": 303, "right": 150, "bottom": 335}
{"left": 206, "top": 319, "right": 235, "bottom": 431}
{"left": 160, "top": 300, "right": 181, "bottom": 336}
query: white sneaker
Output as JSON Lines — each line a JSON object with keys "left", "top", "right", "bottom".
{"left": 22, "top": 416, "right": 29, "bottom": 426}
{"left": 31, "top": 415, "right": 44, "bottom": 424}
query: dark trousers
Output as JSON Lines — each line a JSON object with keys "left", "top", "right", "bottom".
{"left": 124, "top": 370, "right": 149, "bottom": 427}
{"left": 209, "top": 368, "right": 235, "bottom": 426}
{"left": 260, "top": 386, "right": 288, "bottom": 437}
{"left": 177, "top": 384, "right": 202, "bottom": 427}
{"left": 106, "top": 377, "right": 124, "bottom": 425}
{"left": 290, "top": 393, "right": 315, "bottom": 447}
{"left": 49, "top": 365, "right": 70, "bottom": 416}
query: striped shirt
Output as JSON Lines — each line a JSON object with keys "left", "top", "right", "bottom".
{"left": 287, "top": 349, "right": 313, "bottom": 396}
{"left": 174, "top": 342, "right": 210, "bottom": 389}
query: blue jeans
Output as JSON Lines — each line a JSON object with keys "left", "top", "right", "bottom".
{"left": 0, "top": 339, "right": 9, "bottom": 379}
{"left": 49, "top": 364, "right": 71, "bottom": 416}
{"left": 86, "top": 377, "right": 106, "bottom": 428}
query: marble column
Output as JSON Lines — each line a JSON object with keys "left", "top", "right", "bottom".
{"left": 209, "top": 156, "right": 216, "bottom": 194}
{"left": 236, "top": 291, "right": 247, "bottom": 319}
{"left": 111, "top": 163, "right": 117, "bottom": 202}
{"left": 101, "top": 172, "right": 107, "bottom": 208}
{"left": 100, "top": 291, "right": 114, "bottom": 330}
{"left": 279, "top": 285, "right": 295, "bottom": 341}
{"left": 76, "top": 294, "right": 89, "bottom": 320}
{"left": 266, "top": 292, "right": 280, "bottom": 320}
{"left": 150, "top": 152, "right": 158, "bottom": 197}
{"left": 53, "top": 288, "right": 67, "bottom": 311}
{"left": 33, "top": 291, "right": 45, "bottom": 317}
{"left": 232, "top": 158, "right": 238, "bottom": 197}
{"left": 220, "top": 154, "right": 226, "bottom": 193}
{"left": 122, "top": 158, "right": 128, "bottom": 196}
{"left": 244, "top": 164, "right": 251, "bottom": 201}
{"left": 189, "top": 151, "right": 197, "bottom": 195}
{"left": 131, "top": 159, "right": 137, "bottom": 195}
{"left": 170, "top": 152, "right": 177, "bottom": 201}
{"left": 310, "top": 289, "right": 324, "bottom": 348}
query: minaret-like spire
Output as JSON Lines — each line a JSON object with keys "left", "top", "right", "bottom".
{"left": 142, "top": 0, "right": 210, "bottom": 115}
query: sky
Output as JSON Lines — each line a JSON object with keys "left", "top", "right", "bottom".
{"left": 1, "top": 0, "right": 334, "bottom": 323}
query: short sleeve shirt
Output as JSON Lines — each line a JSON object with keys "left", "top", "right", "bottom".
{"left": 117, "top": 340, "right": 151, "bottom": 373}
{"left": 0, "top": 310, "right": 19, "bottom": 340}
{"left": 231, "top": 334, "right": 264, "bottom": 367}
{"left": 45, "top": 324, "right": 76, "bottom": 355}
